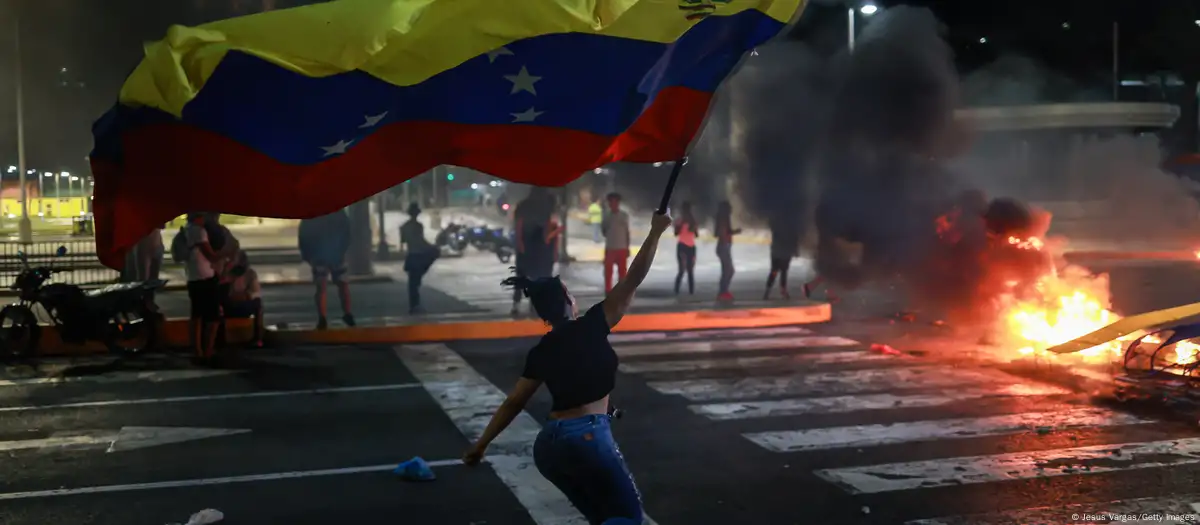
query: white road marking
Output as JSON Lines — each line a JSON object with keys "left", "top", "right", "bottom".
{"left": 688, "top": 383, "right": 1073, "bottom": 420}
{"left": 817, "top": 437, "right": 1200, "bottom": 494}
{"left": 745, "top": 408, "right": 1151, "bottom": 453}
{"left": 0, "top": 458, "right": 464, "bottom": 501}
{"left": 0, "top": 369, "right": 239, "bottom": 387}
{"left": 0, "top": 426, "right": 250, "bottom": 454}
{"left": 648, "top": 366, "right": 1003, "bottom": 402}
{"left": 619, "top": 350, "right": 893, "bottom": 374}
{"left": 607, "top": 326, "right": 813, "bottom": 344}
{"left": 0, "top": 383, "right": 422, "bottom": 413}
{"left": 906, "top": 494, "right": 1200, "bottom": 524}
{"left": 615, "top": 336, "right": 859, "bottom": 357}
{"left": 398, "top": 344, "right": 664, "bottom": 525}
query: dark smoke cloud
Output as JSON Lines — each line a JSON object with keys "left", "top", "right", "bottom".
{"left": 729, "top": 6, "right": 1016, "bottom": 321}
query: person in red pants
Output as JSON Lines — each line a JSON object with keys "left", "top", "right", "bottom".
{"left": 601, "top": 192, "right": 631, "bottom": 292}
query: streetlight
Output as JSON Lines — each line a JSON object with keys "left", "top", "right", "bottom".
{"left": 848, "top": 3, "right": 878, "bottom": 51}
{"left": 12, "top": 14, "right": 31, "bottom": 242}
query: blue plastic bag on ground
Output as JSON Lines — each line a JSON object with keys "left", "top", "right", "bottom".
{"left": 394, "top": 456, "right": 436, "bottom": 481}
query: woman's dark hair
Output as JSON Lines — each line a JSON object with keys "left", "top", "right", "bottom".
{"left": 679, "top": 201, "right": 698, "bottom": 231}
{"left": 502, "top": 271, "right": 571, "bottom": 325}
{"left": 714, "top": 200, "right": 732, "bottom": 231}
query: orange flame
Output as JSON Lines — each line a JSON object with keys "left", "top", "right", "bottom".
{"left": 995, "top": 236, "right": 1128, "bottom": 364}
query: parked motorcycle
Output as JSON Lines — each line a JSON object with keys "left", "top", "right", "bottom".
{"left": 0, "top": 246, "right": 166, "bottom": 361}
{"left": 465, "top": 225, "right": 500, "bottom": 251}
{"left": 435, "top": 223, "right": 469, "bottom": 253}
{"left": 492, "top": 229, "right": 516, "bottom": 264}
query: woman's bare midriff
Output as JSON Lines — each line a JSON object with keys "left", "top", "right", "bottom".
{"left": 549, "top": 395, "right": 609, "bottom": 420}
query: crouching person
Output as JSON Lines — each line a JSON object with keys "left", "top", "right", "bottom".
{"left": 223, "top": 251, "right": 264, "bottom": 347}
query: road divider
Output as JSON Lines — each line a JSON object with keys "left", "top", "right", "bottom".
{"left": 0, "top": 274, "right": 394, "bottom": 298}
{"left": 32, "top": 301, "right": 831, "bottom": 356}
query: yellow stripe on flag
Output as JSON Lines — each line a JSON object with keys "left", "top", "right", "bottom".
{"left": 121, "top": 0, "right": 805, "bottom": 117}
{"left": 1047, "top": 301, "right": 1200, "bottom": 355}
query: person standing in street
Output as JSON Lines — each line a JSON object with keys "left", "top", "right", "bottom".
{"left": 181, "top": 213, "right": 222, "bottom": 364}
{"left": 587, "top": 197, "right": 604, "bottom": 243}
{"left": 400, "top": 202, "right": 440, "bottom": 315}
{"left": 298, "top": 209, "right": 356, "bottom": 330}
{"left": 601, "top": 192, "right": 631, "bottom": 293}
{"left": 512, "top": 188, "right": 554, "bottom": 317}
{"left": 674, "top": 201, "right": 698, "bottom": 296}
{"left": 764, "top": 213, "right": 801, "bottom": 300}
{"left": 714, "top": 201, "right": 741, "bottom": 302}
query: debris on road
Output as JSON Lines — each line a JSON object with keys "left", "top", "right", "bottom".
{"left": 394, "top": 456, "right": 437, "bottom": 481}
{"left": 166, "top": 508, "right": 224, "bottom": 525}
{"left": 869, "top": 343, "right": 903, "bottom": 356}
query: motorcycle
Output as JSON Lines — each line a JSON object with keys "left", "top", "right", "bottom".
{"left": 435, "top": 223, "right": 469, "bottom": 253}
{"left": 492, "top": 229, "right": 516, "bottom": 264}
{"left": 0, "top": 246, "right": 167, "bottom": 361}
{"left": 465, "top": 225, "right": 500, "bottom": 251}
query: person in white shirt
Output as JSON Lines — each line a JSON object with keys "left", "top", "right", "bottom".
{"left": 222, "top": 250, "right": 264, "bottom": 348}
{"left": 184, "top": 213, "right": 222, "bottom": 364}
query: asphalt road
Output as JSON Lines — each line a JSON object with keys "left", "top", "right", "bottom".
{"left": 5, "top": 317, "right": 1200, "bottom": 524}
{"left": 152, "top": 278, "right": 486, "bottom": 328}
{"left": 6, "top": 258, "right": 1200, "bottom": 524}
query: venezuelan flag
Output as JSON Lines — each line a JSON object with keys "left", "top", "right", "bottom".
{"left": 90, "top": 0, "right": 805, "bottom": 268}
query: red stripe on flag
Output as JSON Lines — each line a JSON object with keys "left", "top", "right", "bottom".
{"left": 93, "top": 86, "right": 712, "bottom": 268}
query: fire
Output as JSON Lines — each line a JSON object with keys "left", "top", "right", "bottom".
{"left": 997, "top": 236, "right": 1200, "bottom": 372}
{"left": 1140, "top": 335, "right": 1200, "bottom": 367}
{"left": 996, "top": 235, "right": 1128, "bottom": 364}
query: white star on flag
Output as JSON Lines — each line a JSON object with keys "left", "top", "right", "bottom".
{"left": 503, "top": 66, "right": 542, "bottom": 95}
{"left": 511, "top": 107, "right": 544, "bottom": 123}
{"left": 359, "top": 112, "right": 388, "bottom": 128}
{"left": 321, "top": 139, "right": 353, "bottom": 157}
{"left": 486, "top": 47, "right": 514, "bottom": 63}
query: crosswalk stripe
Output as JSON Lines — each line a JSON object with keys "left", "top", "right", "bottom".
{"left": 648, "top": 366, "right": 1003, "bottom": 402}
{"left": 745, "top": 407, "right": 1152, "bottom": 453}
{"left": 688, "top": 383, "right": 1073, "bottom": 420}
{"left": 608, "top": 326, "right": 813, "bottom": 344}
{"left": 906, "top": 495, "right": 1200, "bottom": 525}
{"left": 816, "top": 437, "right": 1200, "bottom": 495}
{"left": 615, "top": 336, "right": 860, "bottom": 358}
{"left": 619, "top": 350, "right": 894, "bottom": 374}
{"left": 393, "top": 344, "right": 586, "bottom": 523}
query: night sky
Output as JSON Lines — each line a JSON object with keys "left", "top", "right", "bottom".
{"left": 1, "top": 0, "right": 1198, "bottom": 175}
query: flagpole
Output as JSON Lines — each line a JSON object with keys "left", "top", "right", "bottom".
{"left": 13, "top": 13, "right": 32, "bottom": 243}
{"left": 656, "top": 158, "right": 687, "bottom": 214}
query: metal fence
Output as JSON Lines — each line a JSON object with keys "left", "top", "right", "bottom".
{"left": 0, "top": 240, "right": 120, "bottom": 288}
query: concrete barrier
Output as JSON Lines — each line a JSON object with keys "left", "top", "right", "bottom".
{"left": 0, "top": 274, "right": 394, "bottom": 298}
{"left": 33, "top": 301, "right": 831, "bottom": 356}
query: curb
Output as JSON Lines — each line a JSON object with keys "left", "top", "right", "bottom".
{"left": 0, "top": 275, "right": 395, "bottom": 298}
{"left": 33, "top": 302, "right": 831, "bottom": 356}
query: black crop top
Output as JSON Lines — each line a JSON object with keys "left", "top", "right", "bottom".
{"left": 520, "top": 302, "right": 617, "bottom": 411}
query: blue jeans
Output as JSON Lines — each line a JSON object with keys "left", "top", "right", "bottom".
{"left": 533, "top": 415, "right": 644, "bottom": 525}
